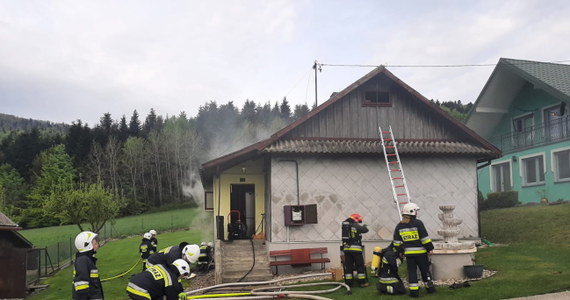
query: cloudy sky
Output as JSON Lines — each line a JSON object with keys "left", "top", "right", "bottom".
{"left": 1, "top": 0, "right": 570, "bottom": 126}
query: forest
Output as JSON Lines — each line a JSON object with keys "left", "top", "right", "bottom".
{"left": 0, "top": 99, "right": 468, "bottom": 229}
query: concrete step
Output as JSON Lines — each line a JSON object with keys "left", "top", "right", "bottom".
{"left": 222, "top": 269, "right": 274, "bottom": 283}
{"left": 217, "top": 239, "right": 273, "bottom": 283}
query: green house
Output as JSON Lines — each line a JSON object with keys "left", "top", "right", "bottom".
{"left": 467, "top": 58, "right": 570, "bottom": 204}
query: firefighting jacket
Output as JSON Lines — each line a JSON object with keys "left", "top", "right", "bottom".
{"left": 341, "top": 218, "right": 369, "bottom": 252}
{"left": 392, "top": 218, "right": 434, "bottom": 256}
{"left": 377, "top": 247, "right": 402, "bottom": 284}
{"left": 140, "top": 238, "right": 155, "bottom": 259}
{"left": 72, "top": 251, "right": 104, "bottom": 300}
{"left": 198, "top": 245, "right": 210, "bottom": 264}
{"left": 151, "top": 237, "right": 158, "bottom": 251}
{"left": 147, "top": 245, "right": 182, "bottom": 267}
{"left": 126, "top": 264, "right": 185, "bottom": 300}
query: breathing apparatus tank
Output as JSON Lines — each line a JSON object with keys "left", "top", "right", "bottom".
{"left": 370, "top": 246, "right": 382, "bottom": 275}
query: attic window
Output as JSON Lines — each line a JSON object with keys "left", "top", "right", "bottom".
{"left": 363, "top": 90, "right": 391, "bottom": 106}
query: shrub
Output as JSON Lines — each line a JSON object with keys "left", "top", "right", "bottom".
{"left": 484, "top": 191, "right": 519, "bottom": 210}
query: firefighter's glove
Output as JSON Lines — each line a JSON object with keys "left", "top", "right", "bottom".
{"left": 178, "top": 292, "right": 188, "bottom": 300}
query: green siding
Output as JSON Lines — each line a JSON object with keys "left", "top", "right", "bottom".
{"left": 493, "top": 84, "right": 561, "bottom": 138}
{"left": 479, "top": 84, "right": 570, "bottom": 204}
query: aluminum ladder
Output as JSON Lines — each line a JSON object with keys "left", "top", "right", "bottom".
{"left": 379, "top": 126, "right": 411, "bottom": 220}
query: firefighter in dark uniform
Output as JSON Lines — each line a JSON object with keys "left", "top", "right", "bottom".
{"left": 149, "top": 229, "right": 158, "bottom": 250}
{"left": 341, "top": 213, "right": 369, "bottom": 287}
{"left": 72, "top": 231, "right": 104, "bottom": 300}
{"left": 126, "top": 259, "right": 190, "bottom": 300}
{"left": 140, "top": 232, "right": 155, "bottom": 271}
{"left": 197, "top": 242, "right": 211, "bottom": 272}
{"left": 393, "top": 203, "right": 436, "bottom": 298}
{"left": 376, "top": 244, "right": 406, "bottom": 295}
{"left": 147, "top": 243, "right": 199, "bottom": 267}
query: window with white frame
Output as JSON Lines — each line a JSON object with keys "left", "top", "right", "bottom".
{"left": 521, "top": 155, "right": 545, "bottom": 186}
{"left": 553, "top": 149, "right": 570, "bottom": 182}
{"left": 491, "top": 162, "right": 511, "bottom": 192}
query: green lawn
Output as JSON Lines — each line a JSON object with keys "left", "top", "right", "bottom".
{"left": 21, "top": 207, "right": 201, "bottom": 247}
{"left": 28, "top": 230, "right": 203, "bottom": 300}
{"left": 27, "top": 203, "right": 570, "bottom": 299}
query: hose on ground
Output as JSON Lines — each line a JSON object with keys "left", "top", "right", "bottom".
{"left": 185, "top": 273, "right": 351, "bottom": 299}
{"left": 101, "top": 258, "right": 141, "bottom": 282}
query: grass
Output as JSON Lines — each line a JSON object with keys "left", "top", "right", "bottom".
{"left": 20, "top": 207, "right": 201, "bottom": 247}
{"left": 480, "top": 202, "right": 570, "bottom": 244}
{"left": 28, "top": 230, "right": 203, "bottom": 300}
{"left": 28, "top": 203, "right": 570, "bottom": 299}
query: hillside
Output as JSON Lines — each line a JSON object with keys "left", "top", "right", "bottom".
{"left": 0, "top": 112, "right": 68, "bottom": 133}
{"left": 480, "top": 202, "right": 570, "bottom": 244}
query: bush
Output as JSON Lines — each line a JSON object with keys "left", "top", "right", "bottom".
{"left": 483, "top": 191, "right": 519, "bottom": 210}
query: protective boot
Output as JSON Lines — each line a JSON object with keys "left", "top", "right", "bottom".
{"left": 409, "top": 289, "right": 419, "bottom": 298}
{"left": 426, "top": 281, "right": 436, "bottom": 294}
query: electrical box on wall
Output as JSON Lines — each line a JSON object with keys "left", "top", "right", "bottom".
{"left": 284, "top": 204, "right": 318, "bottom": 226}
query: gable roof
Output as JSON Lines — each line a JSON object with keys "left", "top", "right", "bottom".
{"left": 0, "top": 211, "right": 21, "bottom": 229}
{"left": 466, "top": 58, "right": 570, "bottom": 138}
{"left": 202, "top": 66, "right": 500, "bottom": 177}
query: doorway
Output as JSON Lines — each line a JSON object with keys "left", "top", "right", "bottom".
{"left": 230, "top": 184, "right": 255, "bottom": 238}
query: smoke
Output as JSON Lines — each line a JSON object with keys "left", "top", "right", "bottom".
{"left": 182, "top": 168, "right": 214, "bottom": 243}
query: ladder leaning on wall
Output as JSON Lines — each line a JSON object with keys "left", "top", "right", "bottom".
{"left": 379, "top": 125, "right": 412, "bottom": 220}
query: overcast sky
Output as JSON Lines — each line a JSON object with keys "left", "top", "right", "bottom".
{"left": 1, "top": 0, "right": 570, "bottom": 126}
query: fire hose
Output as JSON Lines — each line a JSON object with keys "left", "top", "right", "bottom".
{"left": 185, "top": 273, "right": 351, "bottom": 300}
{"left": 101, "top": 258, "right": 142, "bottom": 282}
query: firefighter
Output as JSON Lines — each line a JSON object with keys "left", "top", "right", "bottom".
{"left": 147, "top": 242, "right": 200, "bottom": 268}
{"left": 149, "top": 229, "right": 158, "bottom": 250}
{"left": 197, "top": 242, "right": 210, "bottom": 272}
{"left": 140, "top": 232, "right": 155, "bottom": 271}
{"left": 126, "top": 258, "right": 190, "bottom": 300}
{"left": 392, "top": 203, "right": 436, "bottom": 298}
{"left": 72, "top": 231, "right": 104, "bottom": 300}
{"left": 341, "top": 213, "right": 369, "bottom": 287}
{"left": 375, "top": 244, "right": 406, "bottom": 295}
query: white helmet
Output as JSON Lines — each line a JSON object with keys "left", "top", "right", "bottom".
{"left": 182, "top": 244, "right": 200, "bottom": 264}
{"left": 75, "top": 231, "right": 98, "bottom": 253}
{"left": 143, "top": 232, "right": 152, "bottom": 240}
{"left": 207, "top": 242, "right": 213, "bottom": 248}
{"left": 171, "top": 259, "right": 190, "bottom": 276}
{"left": 402, "top": 203, "right": 420, "bottom": 216}
{"left": 200, "top": 242, "right": 206, "bottom": 246}
{"left": 149, "top": 229, "right": 157, "bottom": 236}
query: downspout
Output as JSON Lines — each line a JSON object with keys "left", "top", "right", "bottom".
{"left": 476, "top": 159, "right": 491, "bottom": 238}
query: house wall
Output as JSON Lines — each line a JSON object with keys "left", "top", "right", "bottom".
{"left": 267, "top": 155, "right": 479, "bottom": 267}
{"left": 477, "top": 84, "right": 570, "bottom": 203}
{"left": 493, "top": 84, "right": 559, "bottom": 138}
{"left": 288, "top": 74, "right": 464, "bottom": 141}
{"left": 479, "top": 141, "right": 570, "bottom": 203}
{"left": 211, "top": 159, "right": 266, "bottom": 240}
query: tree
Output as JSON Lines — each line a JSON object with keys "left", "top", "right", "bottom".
{"left": 129, "top": 110, "right": 141, "bottom": 137}
{"left": 28, "top": 144, "right": 76, "bottom": 203}
{"left": 279, "top": 97, "right": 291, "bottom": 120}
{"left": 45, "top": 182, "right": 120, "bottom": 232}
{"left": 118, "top": 115, "right": 129, "bottom": 142}
{"left": 293, "top": 103, "right": 310, "bottom": 120}
{"left": 0, "top": 163, "right": 28, "bottom": 215}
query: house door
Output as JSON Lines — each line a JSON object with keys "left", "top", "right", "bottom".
{"left": 230, "top": 184, "right": 255, "bottom": 238}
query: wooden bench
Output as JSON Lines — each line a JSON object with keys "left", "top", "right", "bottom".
{"left": 269, "top": 247, "right": 331, "bottom": 275}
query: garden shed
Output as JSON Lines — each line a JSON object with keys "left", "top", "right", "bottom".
{"left": 0, "top": 211, "right": 35, "bottom": 298}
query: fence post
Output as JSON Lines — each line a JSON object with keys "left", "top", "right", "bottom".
{"left": 57, "top": 242, "right": 60, "bottom": 269}
{"left": 38, "top": 248, "right": 42, "bottom": 278}
{"left": 44, "top": 247, "right": 48, "bottom": 276}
